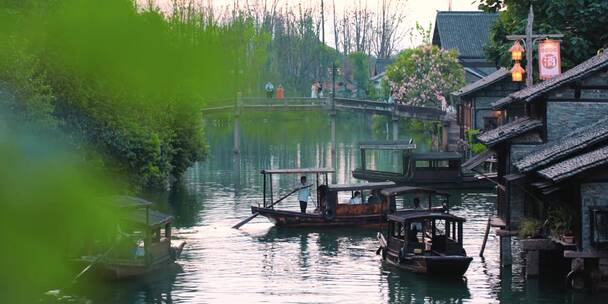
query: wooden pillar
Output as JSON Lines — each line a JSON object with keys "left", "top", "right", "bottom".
{"left": 330, "top": 112, "right": 337, "bottom": 176}
{"left": 392, "top": 116, "right": 399, "bottom": 141}
{"left": 441, "top": 118, "right": 449, "bottom": 152}
{"left": 233, "top": 92, "right": 242, "bottom": 154}
{"left": 500, "top": 236, "right": 513, "bottom": 267}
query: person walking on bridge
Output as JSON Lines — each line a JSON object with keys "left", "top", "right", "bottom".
{"left": 276, "top": 84, "right": 285, "bottom": 100}
{"left": 310, "top": 81, "right": 319, "bottom": 98}
{"left": 265, "top": 81, "right": 274, "bottom": 99}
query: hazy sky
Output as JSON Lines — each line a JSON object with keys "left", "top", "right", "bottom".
{"left": 150, "top": 0, "right": 481, "bottom": 49}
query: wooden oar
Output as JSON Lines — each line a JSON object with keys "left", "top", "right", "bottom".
{"left": 72, "top": 244, "right": 115, "bottom": 284}
{"left": 232, "top": 185, "right": 311, "bottom": 229}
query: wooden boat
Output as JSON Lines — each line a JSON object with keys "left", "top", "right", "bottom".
{"left": 352, "top": 141, "right": 494, "bottom": 189}
{"left": 377, "top": 186, "right": 472, "bottom": 276}
{"left": 74, "top": 196, "right": 186, "bottom": 280}
{"left": 250, "top": 167, "right": 397, "bottom": 227}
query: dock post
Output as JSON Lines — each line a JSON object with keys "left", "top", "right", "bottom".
{"left": 500, "top": 235, "right": 513, "bottom": 267}
{"left": 233, "top": 92, "right": 242, "bottom": 154}
{"left": 392, "top": 116, "right": 399, "bottom": 141}
{"left": 330, "top": 111, "right": 337, "bottom": 176}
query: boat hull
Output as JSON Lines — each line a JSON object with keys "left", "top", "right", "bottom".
{"left": 384, "top": 252, "right": 472, "bottom": 277}
{"left": 251, "top": 206, "right": 386, "bottom": 227}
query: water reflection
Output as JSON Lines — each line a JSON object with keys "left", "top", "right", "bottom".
{"left": 64, "top": 112, "right": 608, "bottom": 303}
{"left": 383, "top": 268, "right": 471, "bottom": 303}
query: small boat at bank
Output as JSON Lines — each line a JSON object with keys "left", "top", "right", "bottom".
{"left": 377, "top": 186, "right": 472, "bottom": 276}
{"left": 74, "top": 196, "right": 186, "bottom": 280}
{"left": 249, "top": 167, "right": 397, "bottom": 227}
{"left": 352, "top": 141, "right": 494, "bottom": 189}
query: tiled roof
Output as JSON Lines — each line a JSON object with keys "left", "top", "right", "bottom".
{"left": 452, "top": 68, "right": 509, "bottom": 97}
{"left": 493, "top": 51, "right": 608, "bottom": 109}
{"left": 514, "top": 117, "right": 608, "bottom": 173}
{"left": 462, "top": 149, "right": 494, "bottom": 171}
{"left": 537, "top": 145, "right": 608, "bottom": 182}
{"left": 432, "top": 11, "right": 498, "bottom": 59}
{"left": 477, "top": 117, "right": 543, "bottom": 146}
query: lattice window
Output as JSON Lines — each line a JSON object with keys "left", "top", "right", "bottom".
{"left": 590, "top": 207, "right": 608, "bottom": 248}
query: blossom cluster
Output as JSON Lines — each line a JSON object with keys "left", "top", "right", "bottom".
{"left": 386, "top": 44, "right": 465, "bottom": 108}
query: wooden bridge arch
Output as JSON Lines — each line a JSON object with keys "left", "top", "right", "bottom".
{"left": 201, "top": 96, "right": 446, "bottom": 121}
{"left": 201, "top": 94, "right": 450, "bottom": 163}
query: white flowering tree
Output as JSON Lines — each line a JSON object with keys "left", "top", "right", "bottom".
{"left": 386, "top": 44, "right": 465, "bottom": 108}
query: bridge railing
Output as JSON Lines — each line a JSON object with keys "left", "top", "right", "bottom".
{"left": 202, "top": 96, "right": 446, "bottom": 120}
{"left": 240, "top": 97, "right": 326, "bottom": 106}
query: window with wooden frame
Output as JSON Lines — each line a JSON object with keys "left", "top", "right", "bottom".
{"left": 590, "top": 207, "right": 608, "bottom": 248}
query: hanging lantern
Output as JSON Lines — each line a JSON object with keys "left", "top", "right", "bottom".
{"left": 510, "top": 62, "right": 525, "bottom": 82}
{"left": 509, "top": 41, "right": 525, "bottom": 61}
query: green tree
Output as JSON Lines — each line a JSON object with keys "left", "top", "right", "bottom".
{"left": 348, "top": 51, "right": 370, "bottom": 97}
{"left": 0, "top": 0, "right": 268, "bottom": 190}
{"left": 480, "top": 0, "right": 608, "bottom": 71}
{"left": 386, "top": 44, "right": 464, "bottom": 108}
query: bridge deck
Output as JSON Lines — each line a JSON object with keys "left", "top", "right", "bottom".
{"left": 201, "top": 97, "right": 445, "bottom": 120}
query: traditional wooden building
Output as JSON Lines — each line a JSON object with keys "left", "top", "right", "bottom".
{"left": 432, "top": 11, "right": 498, "bottom": 83}
{"left": 475, "top": 50, "right": 608, "bottom": 289}
{"left": 452, "top": 68, "right": 525, "bottom": 139}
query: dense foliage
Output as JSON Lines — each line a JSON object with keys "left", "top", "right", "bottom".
{"left": 385, "top": 45, "right": 464, "bottom": 108}
{"left": 347, "top": 51, "right": 371, "bottom": 97}
{"left": 480, "top": 0, "right": 608, "bottom": 71}
{"left": 0, "top": 0, "right": 267, "bottom": 190}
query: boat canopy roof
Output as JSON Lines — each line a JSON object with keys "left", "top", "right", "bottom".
{"left": 380, "top": 186, "right": 450, "bottom": 197}
{"left": 327, "top": 181, "right": 395, "bottom": 192}
{"left": 359, "top": 140, "right": 416, "bottom": 151}
{"left": 109, "top": 196, "right": 172, "bottom": 228}
{"left": 388, "top": 211, "right": 465, "bottom": 223}
{"left": 126, "top": 209, "right": 173, "bottom": 228}
{"left": 411, "top": 152, "right": 462, "bottom": 161}
{"left": 261, "top": 168, "right": 334, "bottom": 175}
{"left": 111, "top": 195, "right": 153, "bottom": 208}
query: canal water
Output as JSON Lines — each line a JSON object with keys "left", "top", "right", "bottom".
{"left": 67, "top": 112, "right": 601, "bottom": 303}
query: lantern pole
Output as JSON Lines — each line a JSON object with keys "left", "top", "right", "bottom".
{"left": 524, "top": 6, "right": 534, "bottom": 87}
{"left": 506, "top": 6, "right": 564, "bottom": 87}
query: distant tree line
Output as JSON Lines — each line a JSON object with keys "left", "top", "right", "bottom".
{"left": 0, "top": 0, "right": 267, "bottom": 190}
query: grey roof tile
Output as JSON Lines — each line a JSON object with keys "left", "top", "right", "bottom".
{"left": 433, "top": 11, "right": 498, "bottom": 59}
{"left": 537, "top": 145, "right": 608, "bottom": 182}
{"left": 493, "top": 51, "right": 608, "bottom": 109}
{"left": 477, "top": 117, "right": 543, "bottom": 146}
{"left": 452, "top": 68, "right": 509, "bottom": 97}
{"left": 514, "top": 117, "right": 608, "bottom": 173}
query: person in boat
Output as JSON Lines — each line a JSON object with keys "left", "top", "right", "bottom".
{"left": 367, "top": 189, "right": 382, "bottom": 204}
{"left": 314, "top": 184, "right": 328, "bottom": 213}
{"left": 413, "top": 197, "right": 422, "bottom": 210}
{"left": 349, "top": 191, "right": 362, "bottom": 204}
{"left": 297, "top": 176, "right": 310, "bottom": 213}
{"left": 410, "top": 198, "right": 423, "bottom": 240}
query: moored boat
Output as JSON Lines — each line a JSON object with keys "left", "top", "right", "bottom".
{"left": 74, "top": 196, "right": 186, "bottom": 280}
{"left": 376, "top": 186, "right": 472, "bottom": 276}
{"left": 352, "top": 141, "right": 495, "bottom": 189}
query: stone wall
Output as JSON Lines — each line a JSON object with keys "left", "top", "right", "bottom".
{"left": 580, "top": 183, "right": 608, "bottom": 251}
{"left": 546, "top": 101, "right": 608, "bottom": 142}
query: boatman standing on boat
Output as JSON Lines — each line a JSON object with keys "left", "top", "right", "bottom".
{"left": 298, "top": 176, "right": 310, "bottom": 213}
{"left": 410, "top": 198, "right": 423, "bottom": 238}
